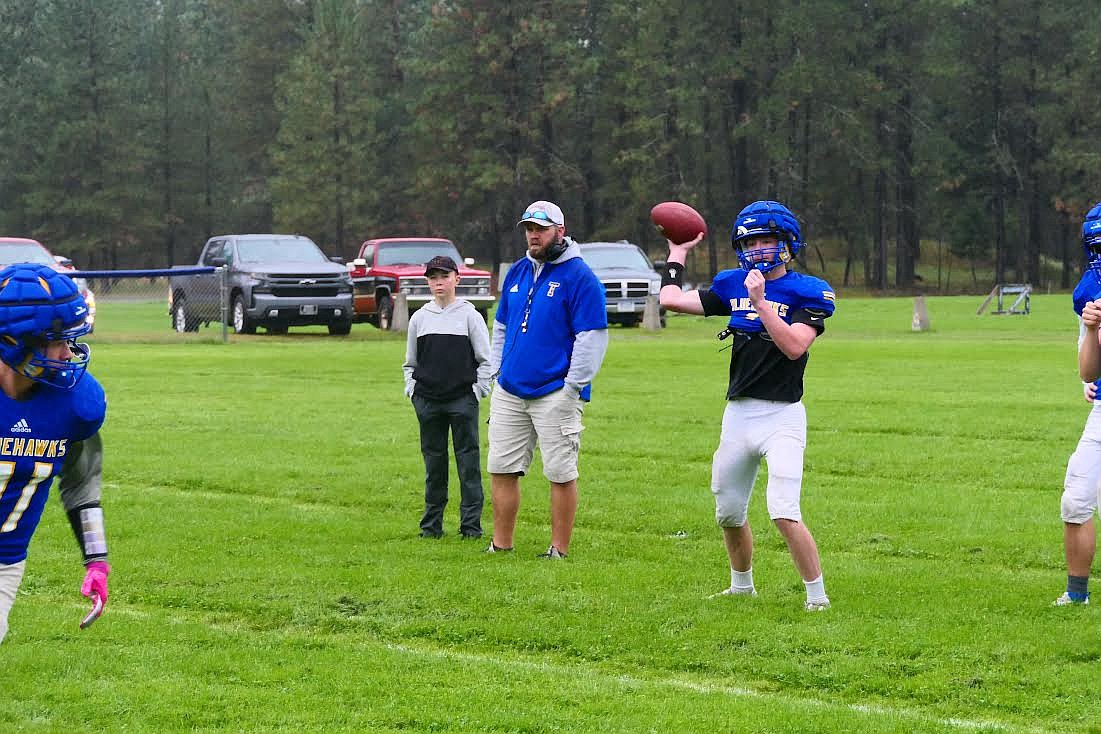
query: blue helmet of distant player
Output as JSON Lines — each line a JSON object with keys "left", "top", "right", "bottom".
{"left": 1083, "top": 202, "right": 1101, "bottom": 277}
{"left": 0, "top": 263, "right": 92, "bottom": 389}
{"left": 731, "top": 200, "right": 804, "bottom": 273}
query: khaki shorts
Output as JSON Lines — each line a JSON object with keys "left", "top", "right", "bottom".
{"left": 488, "top": 386, "right": 584, "bottom": 483}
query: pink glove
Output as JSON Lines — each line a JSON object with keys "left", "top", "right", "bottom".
{"left": 79, "top": 561, "right": 110, "bottom": 629}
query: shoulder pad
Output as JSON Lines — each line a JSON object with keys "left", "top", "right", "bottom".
{"left": 72, "top": 375, "right": 107, "bottom": 435}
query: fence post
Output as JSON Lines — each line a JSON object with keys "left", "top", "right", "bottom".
{"left": 912, "top": 295, "right": 930, "bottom": 331}
{"left": 642, "top": 295, "right": 662, "bottom": 330}
{"left": 219, "top": 267, "right": 229, "bottom": 343}
{"left": 393, "top": 292, "right": 410, "bottom": 333}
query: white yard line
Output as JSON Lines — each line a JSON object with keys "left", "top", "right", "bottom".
{"left": 49, "top": 601, "right": 1067, "bottom": 733}
{"left": 386, "top": 641, "right": 1060, "bottom": 734}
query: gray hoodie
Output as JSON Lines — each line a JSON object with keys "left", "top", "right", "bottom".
{"left": 403, "top": 298, "right": 492, "bottom": 401}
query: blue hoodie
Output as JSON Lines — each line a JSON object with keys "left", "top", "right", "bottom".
{"left": 494, "top": 241, "right": 607, "bottom": 400}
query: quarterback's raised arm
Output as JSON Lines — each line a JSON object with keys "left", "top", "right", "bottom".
{"left": 659, "top": 234, "right": 706, "bottom": 314}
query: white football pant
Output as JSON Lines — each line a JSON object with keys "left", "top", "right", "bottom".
{"left": 712, "top": 398, "right": 807, "bottom": 527}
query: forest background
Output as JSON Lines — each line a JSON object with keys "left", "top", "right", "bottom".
{"left": 2, "top": 0, "right": 1099, "bottom": 294}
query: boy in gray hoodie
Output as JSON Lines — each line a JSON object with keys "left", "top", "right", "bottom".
{"left": 403, "top": 255, "right": 493, "bottom": 538}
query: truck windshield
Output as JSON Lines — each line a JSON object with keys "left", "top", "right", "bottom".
{"left": 580, "top": 246, "right": 653, "bottom": 271}
{"left": 376, "top": 242, "right": 462, "bottom": 266}
{"left": 237, "top": 238, "right": 328, "bottom": 264}
{"left": 0, "top": 241, "right": 55, "bottom": 266}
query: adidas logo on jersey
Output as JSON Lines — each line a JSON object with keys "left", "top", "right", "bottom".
{"left": 9, "top": 419, "right": 31, "bottom": 434}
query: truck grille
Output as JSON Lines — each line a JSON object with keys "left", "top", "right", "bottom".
{"left": 269, "top": 274, "right": 345, "bottom": 298}
{"left": 458, "top": 276, "right": 492, "bottom": 297}
{"left": 272, "top": 286, "right": 340, "bottom": 298}
{"left": 398, "top": 276, "right": 492, "bottom": 299}
{"left": 603, "top": 280, "right": 651, "bottom": 299}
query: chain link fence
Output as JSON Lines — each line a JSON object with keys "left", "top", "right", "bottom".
{"left": 74, "top": 267, "right": 228, "bottom": 342}
{"left": 72, "top": 266, "right": 363, "bottom": 340}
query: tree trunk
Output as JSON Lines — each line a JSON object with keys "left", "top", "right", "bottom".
{"left": 895, "top": 88, "right": 918, "bottom": 288}
{"left": 873, "top": 101, "right": 889, "bottom": 291}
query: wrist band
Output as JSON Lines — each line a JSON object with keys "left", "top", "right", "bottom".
{"left": 661, "top": 263, "right": 684, "bottom": 288}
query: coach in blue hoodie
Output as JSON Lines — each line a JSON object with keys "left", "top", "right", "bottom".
{"left": 485, "top": 200, "right": 608, "bottom": 559}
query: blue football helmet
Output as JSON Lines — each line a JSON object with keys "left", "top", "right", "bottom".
{"left": 1083, "top": 202, "right": 1101, "bottom": 276}
{"left": 731, "top": 200, "right": 804, "bottom": 273}
{"left": 0, "top": 263, "right": 91, "bottom": 389}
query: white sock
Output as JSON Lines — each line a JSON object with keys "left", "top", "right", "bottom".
{"left": 803, "top": 574, "right": 827, "bottom": 602}
{"left": 731, "top": 567, "right": 754, "bottom": 591}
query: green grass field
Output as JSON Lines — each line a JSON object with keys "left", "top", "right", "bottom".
{"left": 3, "top": 294, "right": 1099, "bottom": 732}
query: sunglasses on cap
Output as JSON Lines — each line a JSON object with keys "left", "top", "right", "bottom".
{"left": 522, "top": 210, "right": 556, "bottom": 223}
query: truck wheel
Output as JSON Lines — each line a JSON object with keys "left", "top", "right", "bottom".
{"left": 173, "top": 300, "right": 199, "bottom": 333}
{"left": 232, "top": 294, "right": 257, "bottom": 334}
{"left": 377, "top": 294, "right": 393, "bottom": 331}
{"left": 328, "top": 318, "right": 352, "bottom": 336}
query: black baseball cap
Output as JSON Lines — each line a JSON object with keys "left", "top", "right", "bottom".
{"left": 424, "top": 255, "right": 459, "bottom": 275}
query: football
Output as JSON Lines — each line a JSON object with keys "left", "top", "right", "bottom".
{"left": 650, "top": 201, "right": 707, "bottom": 245}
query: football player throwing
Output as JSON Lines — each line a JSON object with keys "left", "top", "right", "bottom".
{"left": 659, "top": 200, "right": 835, "bottom": 611}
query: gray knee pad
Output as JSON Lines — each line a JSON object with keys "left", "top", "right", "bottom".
{"left": 1061, "top": 486, "right": 1098, "bottom": 524}
{"left": 713, "top": 485, "right": 751, "bottom": 527}
{"left": 1062, "top": 451, "right": 1101, "bottom": 523}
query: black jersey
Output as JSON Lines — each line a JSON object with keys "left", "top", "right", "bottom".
{"left": 700, "top": 269, "right": 835, "bottom": 403}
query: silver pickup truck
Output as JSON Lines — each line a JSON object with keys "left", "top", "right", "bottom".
{"left": 577, "top": 241, "right": 665, "bottom": 327}
{"left": 169, "top": 234, "right": 355, "bottom": 335}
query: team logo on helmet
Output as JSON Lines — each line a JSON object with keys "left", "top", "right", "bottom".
{"left": 0, "top": 263, "right": 91, "bottom": 389}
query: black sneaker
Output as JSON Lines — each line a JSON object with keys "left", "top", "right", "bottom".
{"left": 419, "top": 530, "right": 442, "bottom": 539}
{"left": 484, "top": 542, "right": 513, "bottom": 553}
{"left": 459, "top": 531, "right": 483, "bottom": 540}
{"left": 536, "top": 545, "right": 567, "bottom": 559}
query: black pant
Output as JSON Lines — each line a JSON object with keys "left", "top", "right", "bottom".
{"left": 411, "top": 391, "right": 484, "bottom": 536}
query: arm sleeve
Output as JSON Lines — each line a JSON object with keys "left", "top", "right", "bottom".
{"left": 564, "top": 329, "right": 609, "bottom": 395}
{"left": 470, "top": 310, "right": 494, "bottom": 398}
{"left": 402, "top": 316, "right": 418, "bottom": 397}
{"left": 58, "top": 433, "right": 103, "bottom": 511}
{"left": 699, "top": 289, "right": 731, "bottom": 316}
{"left": 789, "top": 306, "right": 829, "bottom": 335}
{"left": 59, "top": 433, "right": 108, "bottom": 563}
{"left": 489, "top": 320, "right": 506, "bottom": 378}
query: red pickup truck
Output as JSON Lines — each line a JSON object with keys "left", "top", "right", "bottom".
{"left": 348, "top": 238, "right": 495, "bottom": 329}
